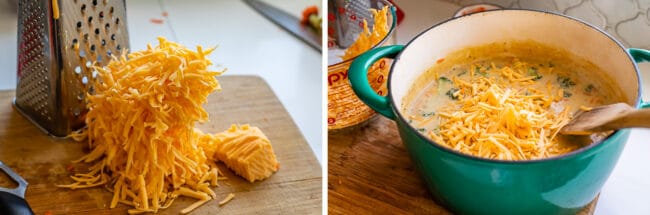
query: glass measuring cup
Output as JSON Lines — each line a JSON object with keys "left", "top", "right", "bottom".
{"left": 327, "top": 0, "right": 396, "bottom": 131}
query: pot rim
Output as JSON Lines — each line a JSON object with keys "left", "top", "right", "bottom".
{"left": 387, "top": 9, "right": 642, "bottom": 164}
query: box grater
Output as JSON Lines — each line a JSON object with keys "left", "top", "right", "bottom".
{"left": 14, "top": 0, "right": 129, "bottom": 137}
{"left": 328, "top": 0, "right": 392, "bottom": 49}
{"left": 327, "top": 0, "right": 395, "bottom": 65}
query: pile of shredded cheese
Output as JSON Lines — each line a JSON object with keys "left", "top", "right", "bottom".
{"left": 60, "top": 37, "right": 279, "bottom": 214}
{"left": 428, "top": 60, "right": 575, "bottom": 160}
{"left": 341, "top": 6, "right": 389, "bottom": 61}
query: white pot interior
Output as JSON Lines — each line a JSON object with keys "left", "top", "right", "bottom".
{"left": 390, "top": 10, "right": 639, "bottom": 111}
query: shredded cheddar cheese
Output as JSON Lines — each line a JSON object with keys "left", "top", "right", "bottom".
{"left": 179, "top": 199, "right": 210, "bottom": 215}
{"left": 60, "top": 37, "right": 279, "bottom": 214}
{"left": 219, "top": 193, "right": 236, "bottom": 206}
{"left": 580, "top": 105, "right": 593, "bottom": 111}
{"left": 427, "top": 60, "right": 575, "bottom": 160}
{"left": 341, "top": 6, "right": 389, "bottom": 61}
{"left": 52, "top": 0, "right": 60, "bottom": 19}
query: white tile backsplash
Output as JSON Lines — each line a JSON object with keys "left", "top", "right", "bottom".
{"left": 436, "top": 0, "right": 650, "bottom": 49}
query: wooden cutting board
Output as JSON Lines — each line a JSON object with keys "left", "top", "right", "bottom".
{"left": 0, "top": 75, "right": 321, "bottom": 214}
{"left": 328, "top": 116, "right": 598, "bottom": 214}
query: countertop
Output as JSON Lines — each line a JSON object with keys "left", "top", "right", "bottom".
{"left": 392, "top": 0, "right": 650, "bottom": 214}
{"left": 0, "top": 0, "right": 323, "bottom": 163}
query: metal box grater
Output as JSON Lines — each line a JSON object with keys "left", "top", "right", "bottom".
{"left": 15, "top": 0, "right": 129, "bottom": 137}
{"left": 328, "top": 0, "right": 392, "bottom": 48}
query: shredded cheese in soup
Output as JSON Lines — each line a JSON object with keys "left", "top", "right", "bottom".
{"left": 404, "top": 41, "right": 624, "bottom": 160}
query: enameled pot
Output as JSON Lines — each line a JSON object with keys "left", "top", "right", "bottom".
{"left": 349, "top": 9, "right": 650, "bottom": 215}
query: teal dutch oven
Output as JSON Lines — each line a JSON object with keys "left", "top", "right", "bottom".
{"left": 348, "top": 9, "right": 650, "bottom": 215}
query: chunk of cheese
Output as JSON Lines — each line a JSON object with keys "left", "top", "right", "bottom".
{"left": 199, "top": 125, "right": 280, "bottom": 182}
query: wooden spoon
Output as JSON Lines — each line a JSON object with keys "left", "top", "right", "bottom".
{"left": 560, "top": 103, "right": 650, "bottom": 135}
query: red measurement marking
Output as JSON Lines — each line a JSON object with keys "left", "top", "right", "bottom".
{"left": 161, "top": 11, "right": 168, "bottom": 17}
{"left": 338, "top": 7, "right": 345, "bottom": 14}
{"left": 328, "top": 118, "right": 336, "bottom": 124}
{"left": 462, "top": 6, "right": 487, "bottom": 16}
{"left": 328, "top": 69, "right": 349, "bottom": 86}
{"left": 150, "top": 18, "right": 164, "bottom": 24}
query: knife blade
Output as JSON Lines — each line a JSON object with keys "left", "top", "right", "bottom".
{"left": 244, "top": 0, "right": 321, "bottom": 52}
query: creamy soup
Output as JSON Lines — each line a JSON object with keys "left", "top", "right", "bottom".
{"left": 402, "top": 41, "right": 625, "bottom": 160}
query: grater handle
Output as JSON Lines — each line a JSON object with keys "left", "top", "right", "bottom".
{"left": 0, "top": 161, "right": 33, "bottom": 215}
{"left": 0, "top": 192, "right": 34, "bottom": 215}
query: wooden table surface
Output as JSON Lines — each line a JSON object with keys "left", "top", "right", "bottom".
{"left": 328, "top": 116, "right": 597, "bottom": 214}
{"left": 0, "top": 75, "right": 322, "bottom": 214}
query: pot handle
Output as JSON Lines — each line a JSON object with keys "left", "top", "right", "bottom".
{"left": 349, "top": 45, "right": 404, "bottom": 119}
{"left": 628, "top": 48, "right": 650, "bottom": 108}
